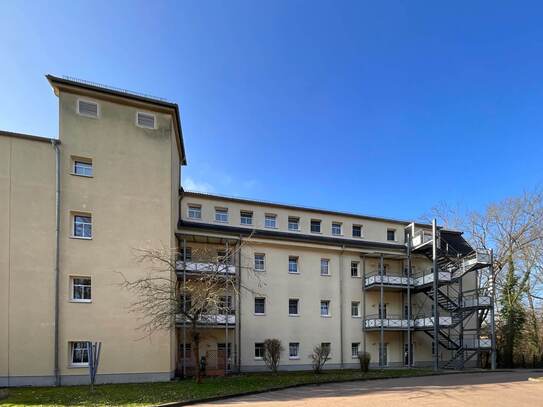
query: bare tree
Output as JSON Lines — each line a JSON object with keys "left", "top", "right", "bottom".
{"left": 310, "top": 344, "right": 330, "bottom": 374}
{"left": 263, "top": 339, "right": 283, "bottom": 373}
{"left": 118, "top": 233, "right": 261, "bottom": 382}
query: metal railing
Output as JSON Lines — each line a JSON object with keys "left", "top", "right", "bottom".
{"left": 176, "top": 261, "right": 236, "bottom": 275}
{"left": 364, "top": 269, "right": 451, "bottom": 287}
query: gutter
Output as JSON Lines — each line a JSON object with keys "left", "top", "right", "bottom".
{"left": 51, "top": 139, "right": 61, "bottom": 386}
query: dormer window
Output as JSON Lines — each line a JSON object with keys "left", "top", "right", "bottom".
{"left": 136, "top": 112, "right": 156, "bottom": 129}
{"left": 77, "top": 99, "right": 99, "bottom": 118}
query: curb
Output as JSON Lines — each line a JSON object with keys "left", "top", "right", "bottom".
{"left": 157, "top": 369, "right": 509, "bottom": 407}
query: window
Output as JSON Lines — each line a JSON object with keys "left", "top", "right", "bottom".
{"left": 136, "top": 112, "right": 156, "bottom": 129}
{"left": 188, "top": 205, "right": 201, "bottom": 219}
{"left": 351, "top": 301, "right": 360, "bottom": 317}
{"left": 321, "top": 342, "right": 331, "bottom": 354}
{"left": 352, "top": 224, "right": 362, "bottom": 237}
{"left": 181, "top": 294, "right": 192, "bottom": 312}
{"left": 288, "top": 256, "right": 299, "bottom": 273}
{"left": 254, "top": 342, "right": 265, "bottom": 359}
{"left": 240, "top": 211, "right": 253, "bottom": 225}
{"left": 289, "top": 298, "right": 299, "bottom": 316}
{"left": 71, "top": 277, "right": 91, "bottom": 302}
{"left": 265, "top": 214, "right": 277, "bottom": 228}
{"left": 217, "top": 249, "right": 231, "bottom": 264}
{"left": 180, "top": 247, "right": 192, "bottom": 262}
{"left": 310, "top": 219, "right": 321, "bottom": 233}
{"left": 351, "top": 261, "right": 360, "bottom": 277}
{"left": 70, "top": 341, "right": 89, "bottom": 366}
{"left": 288, "top": 217, "right": 300, "bottom": 231}
{"left": 320, "top": 300, "right": 330, "bottom": 316}
{"left": 351, "top": 342, "right": 360, "bottom": 358}
{"left": 72, "top": 159, "right": 93, "bottom": 177}
{"left": 254, "top": 254, "right": 265, "bottom": 271}
{"left": 77, "top": 99, "right": 98, "bottom": 118}
{"left": 254, "top": 297, "right": 266, "bottom": 315}
{"left": 215, "top": 208, "right": 228, "bottom": 223}
{"left": 289, "top": 342, "right": 300, "bottom": 359}
{"left": 379, "top": 303, "right": 387, "bottom": 319}
{"left": 219, "top": 296, "right": 233, "bottom": 314}
{"left": 332, "top": 222, "right": 342, "bottom": 236}
{"left": 387, "top": 228, "right": 396, "bottom": 241}
{"left": 320, "top": 259, "right": 330, "bottom": 276}
{"left": 73, "top": 214, "right": 92, "bottom": 238}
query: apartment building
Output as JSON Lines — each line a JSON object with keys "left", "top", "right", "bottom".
{"left": 0, "top": 75, "right": 495, "bottom": 386}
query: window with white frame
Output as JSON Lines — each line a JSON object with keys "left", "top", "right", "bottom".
{"left": 320, "top": 258, "right": 330, "bottom": 276}
{"left": 289, "top": 342, "right": 300, "bottom": 359}
{"left": 72, "top": 158, "right": 93, "bottom": 177}
{"left": 73, "top": 214, "right": 92, "bottom": 238}
{"left": 320, "top": 300, "right": 330, "bottom": 316}
{"left": 254, "top": 297, "right": 266, "bottom": 315}
{"left": 288, "top": 256, "right": 298, "bottom": 273}
{"left": 351, "top": 342, "right": 360, "bottom": 358}
{"left": 351, "top": 301, "right": 360, "bottom": 317}
{"left": 289, "top": 298, "right": 299, "bottom": 316}
{"left": 332, "top": 222, "right": 342, "bottom": 236}
{"left": 215, "top": 208, "right": 228, "bottom": 223}
{"left": 188, "top": 205, "right": 201, "bottom": 219}
{"left": 321, "top": 342, "right": 331, "bottom": 354}
{"left": 77, "top": 99, "right": 98, "bottom": 118}
{"left": 265, "top": 214, "right": 277, "bottom": 228}
{"left": 352, "top": 224, "right": 362, "bottom": 238}
{"left": 387, "top": 228, "right": 396, "bottom": 241}
{"left": 71, "top": 277, "right": 91, "bottom": 302}
{"left": 254, "top": 342, "right": 265, "bottom": 359}
{"left": 70, "top": 341, "right": 90, "bottom": 366}
{"left": 288, "top": 217, "right": 300, "bottom": 231}
{"left": 240, "top": 211, "right": 253, "bottom": 225}
{"left": 351, "top": 261, "right": 360, "bottom": 277}
{"left": 254, "top": 253, "right": 265, "bottom": 271}
{"left": 310, "top": 219, "right": 321, "bottom": 233}
{"left": 136, "top": 112, "right": 156, "bottom": 129}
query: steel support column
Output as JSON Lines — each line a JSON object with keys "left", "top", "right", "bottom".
{"left": 432, "top": 219, "right": 439, "bottom": 371}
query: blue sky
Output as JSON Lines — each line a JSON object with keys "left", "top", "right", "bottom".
{"left": 1, "top": 1, "right": 542, "bottom": 221}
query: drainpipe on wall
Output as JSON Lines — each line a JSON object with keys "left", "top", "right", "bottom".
{"left": 51, "top": 139, "right": 61, "bottom": 386}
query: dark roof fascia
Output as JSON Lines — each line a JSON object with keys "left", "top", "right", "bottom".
{"left": 182, "top": 191, "right": 432, "bottom": 229}
{"left": 178, "top": 220, "right": 407, "bottom": 252}
{"left": 45, "top": 74, "right": 186, "bottom": 165}
{"left": 0, "top": 130, "right": 58, "bottom": 144}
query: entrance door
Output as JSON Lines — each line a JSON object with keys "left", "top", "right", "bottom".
{"left": 404, "top": 343, "right": 414, "bottom": 366}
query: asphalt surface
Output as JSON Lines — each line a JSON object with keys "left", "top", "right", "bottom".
{"left": 197, "top": 370, "right": 543, "bottom": 406}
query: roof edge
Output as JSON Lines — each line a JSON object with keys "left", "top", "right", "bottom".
{"left": 0, "top": 130, "right": 58, "bottom": 144}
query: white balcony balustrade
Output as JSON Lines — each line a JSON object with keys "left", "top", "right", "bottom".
{"left": 176, "top": 313, "right": 235, "bottom": 326}
{"left": 363, "top": 315, "right": 452, "bottom": 329}
{"left": 364, "top": 269, "right": 451, "bottom": 288}
{"left": 176, "top": 260, "right": 236, "bottom": 275}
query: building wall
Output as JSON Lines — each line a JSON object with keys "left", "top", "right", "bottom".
{"left": 0, "top": 135, "right": 56, "bottom": 386}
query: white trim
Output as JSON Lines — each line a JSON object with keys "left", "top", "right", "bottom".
{"left": 136, "top": 111, "right": 157, "bottom": 129}
{"left": 76, "top": 98, "right": 99, "bottom": 119}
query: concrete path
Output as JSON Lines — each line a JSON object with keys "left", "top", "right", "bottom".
{"left": 197, "top": 371, "right": 543, "bottom": 406}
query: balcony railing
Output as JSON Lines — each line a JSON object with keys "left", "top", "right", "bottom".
{"left": 176, "top": 261, "right": 236, "bottom": 275}
{"left": 462, "top": 294, "right": 491, "bottom": 308}
{"left": 176, "top": 313, "right": 236, "bottom": 326}
{"left": 364, "top": 269, "right": 451, "bottom": 288}
{"left": 411, "top": 230, "right": 433, "bottom": 249}
{"left": 363, "top": 314, "right": 452, "bottom": 329}
{"left": 463, "top": 336, "right": 491, "bottom": 349}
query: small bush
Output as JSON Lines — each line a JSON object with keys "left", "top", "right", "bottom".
{"left": 358, "top": 351, "right": 371, "bottom": 372}
{"left": 263, "top": 339, "right": 284, "bottom": 373}
{"left": 310, "top": 344, "right": 331, "bottom": 374}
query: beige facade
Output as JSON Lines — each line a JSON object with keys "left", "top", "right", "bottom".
{"left": 1, "top": 75, "right": 492, "bottom": 386}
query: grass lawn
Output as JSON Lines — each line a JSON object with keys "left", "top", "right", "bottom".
{"left": 1, "top": 368, "right": 433, "bottom": 407}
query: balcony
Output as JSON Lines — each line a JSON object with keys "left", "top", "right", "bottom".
{"left": 459, "top": 249, "right": 491, "bottom": 275}
{"left": 176, "top": 313, "right": 235, "bottom": 327}
{"left": 411, "top": 229, "right": 433, "bottom": 249}
{"left": 462, "top": 294, "right": 491, "bottom": 308}
{"left": 463, "top": 336, "right": 492, "bottom": 349}
{"left": 364, "top": 269, "right": 451, "bottom": 289}
{"left": 176, "top": 260, "right": 236, "bottom": 275}
{"left": 363, "top": 314, "right": 452, "bottom": 330}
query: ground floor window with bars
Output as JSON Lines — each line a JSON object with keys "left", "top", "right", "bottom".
{"left": 351, "top": 342, "right": 360, "bottom": 358}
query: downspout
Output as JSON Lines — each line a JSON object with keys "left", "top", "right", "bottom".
{"left": 51, "top": 139, "right": 61, "bottom": 386}
{"left": 339, "top": 245, "right": 345, "bottom": 369}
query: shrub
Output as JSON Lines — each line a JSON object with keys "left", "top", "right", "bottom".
{"left": 310, "top": 344, "right": 330, "bottom": 374}
{"left": 358, "top": 351, "right": 371, "bottom": 372}
{"left": 263, "top": 338, "right": 284, "bottom": 373}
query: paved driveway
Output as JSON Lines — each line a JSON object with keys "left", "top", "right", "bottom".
{"left": 197, "top": 371, "right": 543, "bottom": 406}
